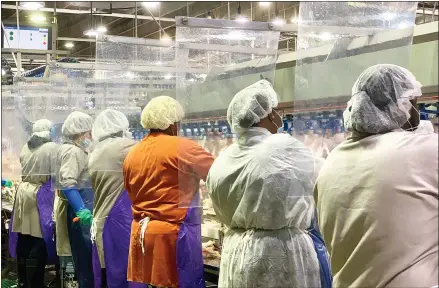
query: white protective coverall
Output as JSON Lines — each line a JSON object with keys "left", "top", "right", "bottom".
{"left": 207, "top": 127, "right": 322, "bottom": 288}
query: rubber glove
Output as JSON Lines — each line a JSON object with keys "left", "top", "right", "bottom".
{"left": 1, "top": 179, "right": 12, "bottom": 188}
{"left": 74, "top": 209, "right": 93, "bottom": 226}
{"left": 62, "top": 188, "right": 85, "bottom": 213}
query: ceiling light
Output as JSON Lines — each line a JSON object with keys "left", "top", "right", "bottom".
{"left": 272, "top": 18, "right": 285, "bottom": 26}
{"left": 1, "top": 69, "right": 5, "bottom": 76}
{"left": 96, "top": 26, "right": 107, "bottom": 33}
{"left": 164, "top": 74, "right": 172, "bottom": 80}
{"left": 259, "top": 2, "right": 270, "bottom": 7}
{"left": 142, "top": 2, "right": 160, "bottom": 8}
{"left": 188, "top": 78, "right": 195, "bottom": 82}
{"left": 30, "top": 14, "right": 46, "bottom": 23}
{"left": 155, "top": 61, "right": 163, "bottom": 66}
{"left": 236, "top": 15, "right": 248, "bottom": 23}
{"left": 64, "top": 42, "right": 74, "bottom": 48}
{"left": 84, "top": 29, "right": 98, "bottom": 37}
{"left": 291, "top": 17, "right": 299, "bottom": 24}
{"left": 207, "top": 11, "right": 212, "bottom": 19}
{"left": 20, "top": 2, "right": 44, "bottom": 9}
{"left": 319, "top": 32, "right": 332, "bottom": 41}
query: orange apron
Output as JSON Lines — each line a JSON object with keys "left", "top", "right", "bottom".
{"left": 123, "top": 132, "right": 214, "bottom": 287}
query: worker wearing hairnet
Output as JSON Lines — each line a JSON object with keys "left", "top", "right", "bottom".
{"left": 123, "top": 96, "right": 214, "bottom": 287}
{"left": 206, "top": 80, "right": 330, "bottom": 288}
{"left": 54, "top": 111, "right": 95, "bottom": 288}
{"left": 88, "top": 109, "right": 136, "bottom": 288}
{"left": 9, "top": 119, "right": 59, "bottom": 288}
{"left": 315, "top": 64, "right": 438, "bottom": 287}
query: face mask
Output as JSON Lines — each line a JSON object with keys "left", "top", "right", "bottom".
{"left": 271, "top": 110, "right": 284, "bottom": 133}
{"left": 79, "top": 138, "right": 92, "bottom": 152}
{"left": 123, "top": 130, "right": 133, "bottom": 139}
{"left": 402, "top": 101, "right": 421, "bottom": 132}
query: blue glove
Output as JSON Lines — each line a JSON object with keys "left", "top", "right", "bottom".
{"left": 62, "top": 188, "right": 85, "bottom": 213}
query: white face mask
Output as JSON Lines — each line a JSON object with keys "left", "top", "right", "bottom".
{"left": 272, "top": 110, "right": 284, "bottom": 134}
{"left": 123, "top": 130, "right": 133, "bottom": 139}
{"left": 78, "top": 138, "right": 93, "bottom": 153}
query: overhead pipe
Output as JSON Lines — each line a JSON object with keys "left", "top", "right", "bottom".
{"left": 1, "top": 4, "right": 175, "bottom": 22}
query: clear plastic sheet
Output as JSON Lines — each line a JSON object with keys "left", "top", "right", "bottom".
{"left": 174, "top": 17, "right": 280, "bottom": 208}
{"left": 292, "top": 2, "right": 418, "bottom": 157}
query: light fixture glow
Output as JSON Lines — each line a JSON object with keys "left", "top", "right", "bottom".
{"left": 125, "top": 72, "right": 136, "bottom": 79}
{"left": 20, "top": 2, "right": 44, "bottom": 9}
{"left": 1, "top": 69, "right": 6, "bottom": 76}
{"left": 30, "top": 14, "right": 46, "bottom": 23}
{"left": 227, "top": 31, "right": 243, "bottom": 40}
{"left": 155, "top": 61, "right": 163, "bottom": 66}
{"left": 291, "top": 17, "right": 299, "bottom": 23}
{"left": 84, "top": 29, "right": 98, "bottom": 37}
{"left": 236, "top": 15, "right": 248, "bottom": 23}
{"left": 319, "top": 32, "right": 332, "bottom": 41}
{"left": 164, "top": 74, "right": 172, "bottom": 80}
{"left": 96, "top": 26, "right": 107, "bottom": 33}
{"left": 397, "top": 22, "right": 411, "bottom": 29}
{"left": 259, "top": 2, "right": 270, "bottom": 7}
{"left": 142, "top": 2, "right": 160, "bottom": 8}
{"left": 188, "top": 78, "right": 195, "bottom": 82}
{"left": 272, "top": 18, "right": 285, "bottom": 26}
{"left": 382, "top": 12, "right": 397, "bottom": 21}
{"left": 64, "top": 42, "right": 74, "bottom": 48}
{"left": 161, "top": 34, "right": 172, "bottom": 42}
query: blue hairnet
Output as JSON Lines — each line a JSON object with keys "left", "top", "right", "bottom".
{"left": 344, "top": 64, "right": 422, "bottom": 134}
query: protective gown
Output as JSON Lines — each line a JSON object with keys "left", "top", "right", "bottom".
{"left": 55, "top": 141, "right": 94, "bottom": 288}
{"left": 206, "top": 127, "right": 323, "bottom": 288}
{"left": 88, "top": 137, "right": 136, "bottom": 287}
{"left": 315, "top": 130, "right": 438, "bottom": 287}
{"left": 9, "top": 140, "right": 59, "bottom": 279}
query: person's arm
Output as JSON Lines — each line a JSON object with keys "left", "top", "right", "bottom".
{"left": 59, "top": 147, "right": 92, "bottom": 224}
{"left": 178, "top": 139, "right": 215, "bottom": 181}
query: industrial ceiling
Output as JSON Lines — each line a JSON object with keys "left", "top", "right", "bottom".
{"left": 1, "top": 1, "right": 438, "bottom": 70}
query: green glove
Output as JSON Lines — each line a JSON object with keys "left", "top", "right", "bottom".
{"left": 74, "top": 208, "right": 93, "bottom": 226}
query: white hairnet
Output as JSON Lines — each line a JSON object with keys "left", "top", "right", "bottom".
{"left": 227, "top": 80, "right": 279, "bottom": 134}
{"left": 140, "top": 96, "right": 185, "bottom": 130}
{"left": 92, "top": 109, "right": 129, "bottom": 142}
{"left": 344, "top": 64, "right": 422, "bottom": 134}
{"left": 62, "top": 111, "right": 94, "bottom": 137}
{"left": 32, "top": 119, "right": 52, "bottom": 139}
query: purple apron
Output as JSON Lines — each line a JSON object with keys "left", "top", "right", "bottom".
{"left": 92, "top": 190, "right": 145, "bottom": 288}
{"left": 9, "top": 179, "right": 56, "bottom": 264}
{"left": 176, "top": 205, "right": 205, "bottom": 288}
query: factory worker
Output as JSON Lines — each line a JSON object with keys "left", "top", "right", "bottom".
{"left": 88, "top": 109, "right": 136, "bottom": 288}
{"left": 9, "top": 119, "right": 58, "bottom": 288}
{"left": 315, "top": 64, "right": 438, "bottom": 287}
{"left": 206, "top": 80, "right": 331, "bottom": 288}
{"left": 55, "top": 111, "right": 95, "bottom": 288}
{"left": 123, "top": 96, "right": 214, "bottom": 288}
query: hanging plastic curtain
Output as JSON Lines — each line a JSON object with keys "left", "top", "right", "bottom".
{"left": 293, "top": 2, "right": 418, "bottom": 157}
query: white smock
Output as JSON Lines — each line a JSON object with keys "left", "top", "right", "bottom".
{"left": 88, "top": 137, "right": 136, "bottom": 267}
{"left": 54, "top": 142, "right": 91, "bottom": 256}
{"left": 206, "top": 127, "right": 322, "bottom": 288}
{"left": 315, "top": 130, "right": 438, "bottom": 287}
{"left": 12, "top": 141, "right": 58, "bottom": 238}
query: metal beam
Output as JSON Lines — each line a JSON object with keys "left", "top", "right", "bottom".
{"left": 57, "top": 37, "right": 96, "bottom": 43}
{"left": 1, "top": 4, "right": 176, "bottom": 22}
{"left": 1, "top": 48, "right": 70, "bottom": 55}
